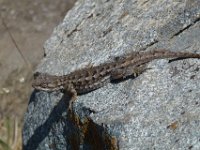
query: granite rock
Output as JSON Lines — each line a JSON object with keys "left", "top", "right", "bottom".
{"left": 23, "top": 0, "right": 200, "bottom": 149}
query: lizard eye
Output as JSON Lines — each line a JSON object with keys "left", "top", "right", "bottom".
{"left": 33, "top": 72, "right": 41, "bottom": 79}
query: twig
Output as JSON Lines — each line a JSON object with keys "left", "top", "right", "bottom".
{"left": 1, "top": 15, "right": 32, "bottom": 71}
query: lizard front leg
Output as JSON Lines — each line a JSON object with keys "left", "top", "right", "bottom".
{"left": 63, "top": 83, "right": 77, "bottom": 111}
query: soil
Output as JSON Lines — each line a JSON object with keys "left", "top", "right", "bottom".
{"left": 0, "top": 0, "right": 76, "bottom": 146}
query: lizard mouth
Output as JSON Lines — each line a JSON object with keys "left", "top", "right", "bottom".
{"left": 32, "top": 84, "right": 48, "bottom": 91}
{"left": 33, "top": 86, "right": 51, "bottom": 91}
{"left": 32, "top": 83, "right": 63, "bottom": 92}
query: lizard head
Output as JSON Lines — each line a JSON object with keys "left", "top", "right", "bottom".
{"left": 32, "top": 72, "right": 63, "bottom": 91}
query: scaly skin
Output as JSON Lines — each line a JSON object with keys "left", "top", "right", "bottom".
{"left": 32, "top": 49, "right": 200, "bottom": 95}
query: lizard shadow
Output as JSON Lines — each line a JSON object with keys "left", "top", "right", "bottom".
{"left": 23, "top": 90, "right": 109, "bottom": 149}
{"left": 110, "top": 75, "right": 138, "bottom": 84}
{"left": 168, "top": 57, "right": 191, "bottom": 63}
{"left": 23, "top": 90, "right": 71, "bottom": 150}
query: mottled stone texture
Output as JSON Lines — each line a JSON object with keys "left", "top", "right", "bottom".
{"left": 23, "top": 0, "right": 200, "bottom": 149}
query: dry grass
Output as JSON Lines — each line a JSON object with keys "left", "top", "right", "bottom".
{"left": 0, "top": 67, "right": 33, "bottom": 150}
{"left": 0, "top": 1, "right": 76, "bottom": 149}
{"left": 0, "top": 117, "right": 22, "bottom": 150}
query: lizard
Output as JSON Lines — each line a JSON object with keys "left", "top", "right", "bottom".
{"left": 32, "top": 49, "right": 200, "bottom": 108}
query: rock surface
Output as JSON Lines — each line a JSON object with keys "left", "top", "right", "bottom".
{"left": 23, "top": 0, "right": 200, "bottom": 149}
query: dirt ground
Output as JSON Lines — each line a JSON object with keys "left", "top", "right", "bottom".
{"left": 0, "top": 0, "right": 76, "bottom": 149}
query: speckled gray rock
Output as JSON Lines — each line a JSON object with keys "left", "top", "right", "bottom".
{"left": 23, "top": 0, "right": 200, "bottom": 149}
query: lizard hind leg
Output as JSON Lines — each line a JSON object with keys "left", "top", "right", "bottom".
{"left": 110, "top": 64, "right": 149, "bottom": 80}
{"left": 131, "top": 64, "right": 150, "bottom": 77}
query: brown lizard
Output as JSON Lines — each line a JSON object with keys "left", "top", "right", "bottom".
{"left": 32, "top": 49, "right": 200, "bottom": 107}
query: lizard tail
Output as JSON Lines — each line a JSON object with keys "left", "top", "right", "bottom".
{"left": 152, "top": 49, "right": 200, "bottom": 59}
{"left": 130, "top": 49, "right": 200, "bottom": 66}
